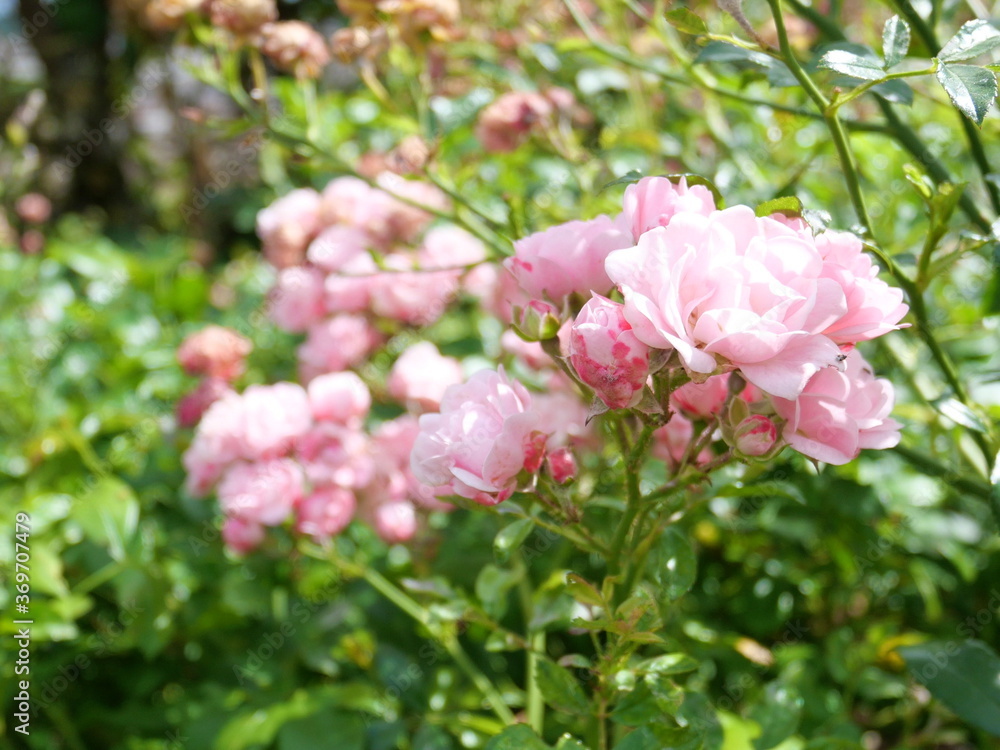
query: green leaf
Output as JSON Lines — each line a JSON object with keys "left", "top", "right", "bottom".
{"left": 754, "top": 196, "right": 803, "bottom": 218}
{"left": 936, "top": 63, "right": 998, "bottom": 125}
{"left": 665, "top": 8, "right": 707, "bottom": 35}
{"left": 938, "top": 20, "right": 1000, "bottom": 62}
{"left": 750, "top": 685, "right": 803, "bottom": 749}
{"left": 899, "top": 639, "right": 1000, "bottom": 735}
{"left": 537, "top": 658, "right": 590, "bottom": 714}
{"left": 565, "top": 573, "right": 605, "bottom": 607}
{"left": 475, "top": 564, "right": 521, "bottom": 619}
{"left": 882, "top": 16, "right": 911, "bottom": 68}
{"left": 613, "top": 727, "right": 661, "bottom": 750}
{"left": 493, "top": 518, "right": 534, "bottom": 564}
{"left": 277, "top": 712, "right": 364, "bottom": 750}
{"left": 819, "top": 50, "right": 886, "bottom": 81}
{"left": 611, "top": 683, "right": 664, "bottom": 725}
{"left": 676, "top": 692, "right": 723, "bottom": 750}
{"left": 485, "top": 725, "right": 550, "bottom": 750}
{"left": 934, "top": 397, "right": 990, "bottom": 433}
{"left": 640, "top": 653, "right": 700, "bottom": 676}
{"left": 555, "top": 737, "right": 590, "bottom": 750}
{"left": 652, "top": 528, "right": 697, "bottom": 601}
{"left": 600, "top": 170, "right": 644, "bottom": 193}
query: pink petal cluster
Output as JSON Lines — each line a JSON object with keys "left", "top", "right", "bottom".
{"left": 567, "top": 294, "right": 650, "bottom": 409}
{"left": 411, "top": 368, "right": 551, "bottom": 505}
{"left": 771, "top": 349, "right": 901, "bottom": 465}
{"left": 181, "top": 370, "right": 453, "bottom": 553}
{"left": 508, "top": 175, "right": 907, "bottom": 467}
{"left": 258, "top": 177, "right": 486, "bottom": 365}
{"left": 475, "top": 88, "right": 586, "bottom": 153}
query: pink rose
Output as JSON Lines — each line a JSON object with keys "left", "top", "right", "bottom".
{"left": 297, "top": 314, "right": 382, "bottom": 381}
{"left": 370, "top": 500, "right": 417, "bottom": 544}
{"left": 411, "top": 368, "right": 549, "bottom": 505}
{"left": 369, "top": 263, "right": 456, "bottom": 325}
{"left": 217, "top": 458, "right": 303, "bottom": 526}
{"left": 475, "top": 91, "right": 554, "bottom": 153}
{"left": 387, "top": 342, "right": 464, "bottom": 411}
{"left": 298, "top": 423, "right": 375, "bottom": 489}
{"left": 269, "top": 266, "right": 327, "bottom": 332}
{"left": 241, "top": 383, "right": 313, "bottom": 459}
{"left": 177, "top": 325, "right": 252, "bottom": 381}
{"left": 306, "top": 225, "right": 372, "bottom": 273}
{"left": 606, "top": 207, "right": 849, "bottom": 399}
{"left": 506, "top": 215, "right": 631, "bottom": 303}
{"left": 375, "top": 173, "right": 451, "bottom": 244}
{"left": 418, "top": 225, "right": 488, "bottom": 271}
{"left": 176, "top": 377, "right": 234, "bottom": 428}
{"left": 771, "top": 349, "right": 901, "bottom": 465}
{"left": 308, "top": 371, "right": 371, "bottom": 425}
{"left": 815, "top": 231, "right": 909, "bottom": 345}
{"left": 318, "top": 176, "right": 390, "bottom": 236}
{"left": 256, "top": 188, "right": 322, "bottom": 268}
{"left": 295, "top": 486, "right": 356, "bottom": 539}
{"left": 671, "top": 375, "right": 730, "bottom": 420}
{"left": 568, "top": 294, "right": 651, "bottom": 410}
{"left": 371, "top": 416, "right": 453, "bottom": 511}
{"left": 183, "top": 392, "right": 247, "bottom": 496}
{"left": 221, "top": 517, "right": 266, "bottom": 555}
{"left": 617, "top": 176, "right": 716, "bottom": 241}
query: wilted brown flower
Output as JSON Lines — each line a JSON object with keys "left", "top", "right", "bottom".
{"left": 144, "top": 0, "right": 202, "bottom": 31}
{"left": 261, "top": 21, "right": 332, "bottom": 78}
{"left": 208, "top": 0, "right": 277, "bottom": 36}
{"left": 329, "top": 25, "right": 389, "bottom": 63}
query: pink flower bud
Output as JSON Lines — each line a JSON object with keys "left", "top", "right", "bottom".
{"left": 512, "top": 300, "right": 561, "bottom": 342}
{"left": 177, "top": 325, "right": 252, "bottom": 382}
{"left": 567, "top": 294, "right": 651, "bottom": 410}
{"left": 295, "top": 486, "right": 356, "bottom": 540}
{"left": 372, "top": 500, "right": 417, "bottom": 544}
{"left": 261, "top": 21, "right": 331, "bottom": 79}
{"left": 732, "top": 415, "right": 778, "bottom": 457}
{"left": 546, "top": 447, "right": 577, "bottom": 485}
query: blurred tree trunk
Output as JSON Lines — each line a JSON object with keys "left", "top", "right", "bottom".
{"left": 19, "top": 0, "right": 134, "bottom": 224}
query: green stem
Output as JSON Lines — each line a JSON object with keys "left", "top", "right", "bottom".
{"left": 608, "top": 420, "right": 644, "bottom": 578}
{"left": 828, "top": 66, "right": 937, "bottom": 113}
{"left": 887, "top": 0, "right": 1000, "bottom": 213}
{"left": 768, "top": 0, "right": 995, "bottom": 464}
{"left": 331, "top": 551, "right": 515, "bottom": 725}
{"left": 765, "top": 0, "right": 876, "bottom": 239}
{"left": 516, "top": 560, "right": 546, "bottom": 735}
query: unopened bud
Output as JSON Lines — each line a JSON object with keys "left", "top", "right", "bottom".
{"left": 732, "top": 415, "right": 778, "bottom": 457}
{"left": 546, "top": 447, "right": 577, "bottom": 485}
{"left": 512, "top": 300, "right": 561, "bottom": 342}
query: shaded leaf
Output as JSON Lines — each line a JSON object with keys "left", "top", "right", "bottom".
{"left": 652, "top": 528, "right": 697, "bottom": 601}
{"left": 485, "top": 725, "right": 549, "bottom": 750}
{"left": 665, "top": 8, "right": 707, "bottom": 35}
{"left": 537, "top": 658, "right": 590, "bottom": 714}
{"left": 493, "top": 518, "right": 534, "bottom": 564}
{"left": 899, "top": 639, "right": 1000, "bottom": 735}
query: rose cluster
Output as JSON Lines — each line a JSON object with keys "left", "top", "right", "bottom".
{"left": 182, "top": 369, "right": 463, "bottom": 554}
{"left": 410, "top": 176, "right": 906, "bottom": 499}
{"left": 257, "top": 173, "right": 487, "bottom": 381}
